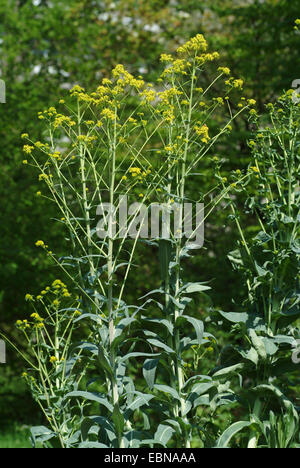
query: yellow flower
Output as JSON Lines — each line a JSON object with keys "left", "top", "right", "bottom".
{"left": 247, "top": 99, "right": 256, "bottom": 106}
{"left": 177, "top": 34, "right": 208, "bottom": 54}
{"left": 30, "top": 312, "right": 44, "bottom": 322}
{"left": 101, "top": 108, "right": 117, "bottom": 121}
{"left": 129, "top": 167, "right": 141, "bottom": 176}
{"left": 21, "top": 133, "right": 29, "bottom": 139}
{"left": 70, "top": 85, "right": 85, "bottom": 95}
{"left": 233, "top": 79, "right": 244, "bottom": 89}
{"left": 22, "top": 160, "right": 28, "bottom": 165}
{"left": 194, "top": 124, "right": 210, "bottom": 141}
{"left": 102, "top": 78, "right": 112, "bottom": 85}
{"left": 16, "top": 319, "right": 30, "bottom": 330}
{"left": 36, "top": 191, "right": 42, "bottom": 196}
{"left": 218, "top": 66, "right": 231, "bottom": 75}
{"left": 49, "top": 356, "right": 57, "bottom": 363}
{"left": 35, "top": 240, "right": 45, "bottom": 248}
{"left": 215, "top": 97, "right": 224, "bottom": 105}
{"left": 160, "top": 54, "right": 173, "bottom": 62}
{"left": 25, "top": 294, "right": 34, "bottom": 301}
{"left": 23, "top": 145, "right": 34, "bottom": 154}
{"left": 164, "top": 145, "right": 174, "bottom": 152}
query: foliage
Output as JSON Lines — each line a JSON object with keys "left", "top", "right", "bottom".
{"left": 0, "top": 1, "right": 299, "bottom": 449}
{"left": 9, "top": 34, "right": 256, "bottom": 448}
{"left": 214, "top": 90, "right": 300, "bottom": 448}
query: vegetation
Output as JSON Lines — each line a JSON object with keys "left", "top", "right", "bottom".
{"left": 0, "top": 0, "right": 299, "bottom": 449}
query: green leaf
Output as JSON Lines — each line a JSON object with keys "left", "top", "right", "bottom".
{"left": 98, "top": 345, "right": 114, "bottom": 379}
{"left": 126, "top": 392, "right": 154, "bottom": 411}
{"left": 78, "top": 442, "right": 109, "bottom": 448}
{"left": 81, "top": 416, "right": 115, "bottom": 443}
{"left": 181, "top": 315, "right": 204, "bottom": 343}
{"left": 216, "top": 421, "right": 251, "bottom": 448}
{"left": 187, "top": 382, "right": 216, "bottom": 406}
{"left": 253, "top": 384, "right": 298, "bottom": 419}
{"left": 261, "top": 337, "right": 278, "bottom": 356}
{"left": 66, "top": 391, "right": 113, "bottom": 412}
{"left": 154, "top": 424, "right": 175, "bottom": 446}
{"left": 143, "top": 358, "right": 160, "bottom": 390}
{"left": 239, "top": 347, "right": 259, "bottom": 365}
{"left": 213, "top": 363, "right": 245, "bottom": 379}
{"left": 30, "top": 426, "right": 55, "bottom": 445}
{"left": 218, "top": 310, "right": 249, "bottom": 324}
{"left": 147, "top": 338, "right": 175, "bottom": 354}
{"left": 181, "top": 282, "right": 211, "bottom": 294}
{"left": 120, "top": 352, "right": 160, "bottom": 363}
{"left": 112, "top": 404, "right": 124, "bottom": 438}
{"left": 154, "top": 384, "right": 181, "bottom": 401}
{"left": 142, "top": 317, "right": 174, "bottom": 335}
{"left": 249, "top": 329, "right": 267, "bottom": 360}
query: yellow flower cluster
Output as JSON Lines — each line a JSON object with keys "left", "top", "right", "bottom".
{"left": 140, "top": 87, "right": 156, "bottom": 103}
{"left": 177, "top": 34, "right": 208, "bottom": 54}
{"left": 54, "top": 114, "right": 76, "bottom": 129}
{"left": 16, "top": 319, "right": 30, "bottom": 330}
{"left": 233, "top": 79, "right": 244, "bottom": 89}
{"left": 129, "top": 167, "right": 142, "bottom": 177}
{"left": 77, "top": 134, "right": 98, "bottom": 144}
{"left": 101, "top": 108, "right": 117, "bottom": 121}
{"left": 160, "top": 54, "right": 173, "bottom": 63}
{"left": 49, "top": 151, "right": 61, "bottom": 160}
{"left": 127, "top": 167, "right": 150, "bottom": 180}
{"left": 70, "top": 85, "right": 85, "bottom": 96}
{"left": 164, "top": 144, "right": 178, "bottom": 153}
{"left": 213, "top": 97, "right": 224, "bottom": 105}
{"left": 194, "top": 124, "right": 210, "bottom": 143}
{"left": 161, "top": 58, "right": 188, "bottom": 76}
{"left": 112, "top": 64, "right": 144, "bottom": 90}
{"left": 196, "top": 52, "right": 219, "bottom": 65}
{"left": 35, "top": 240, "right": 45, "bottom": 248}
{"left": 23, "top": 145, "right": 34, "bottom": 154}
{"left": 158, "top": 87, "right": 182, "bottom": 106}
{"left": 30, "top": 312, "right": 44, "bottom": 323}
{"left": 218, "top": 67, "right": 231, "bottom": 75}
{"left": 35, "top": 141, "right": 48, "bottom": 149}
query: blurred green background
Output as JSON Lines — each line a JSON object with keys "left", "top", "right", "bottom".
{"left": 0, "top": 0, "right": 299, "bottom": 447}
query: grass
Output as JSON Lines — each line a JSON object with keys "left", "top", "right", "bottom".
{"left": 0, "top": 423, "right": 31, "bottom": 448}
